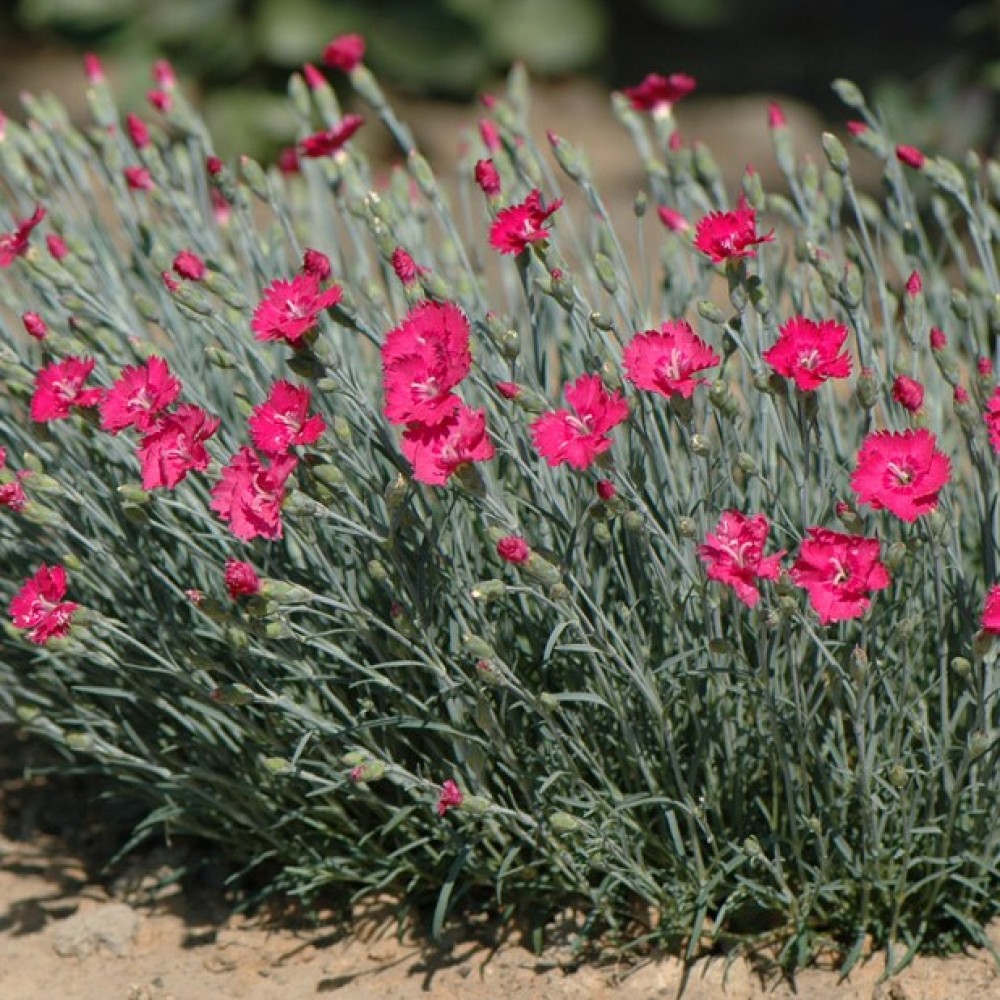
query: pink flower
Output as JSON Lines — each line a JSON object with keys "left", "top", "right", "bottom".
{"left": 251, "top": 273, "right": 343, "bottom": 345}
{"left": 210, "top": 448, "right": 297, "bottom": 541}
{"left": 162, "top": 270, "right": 180, "bottom": 293}
{"left": 977, "top": 356, "right": 993, "bottom": 377}
{"left": 400, "top": 402, "right": 495, "bottom": 486}
{"left": 299, "top": 115, "right": 364, "bottom": 158}
{"left": 656, "top": 205, "right": 690, "bottom": 233}
{"left": 323, "top": 33, "right": 366, "bottom": 72}
{"left": 530, "top": 373, "right": 629, "bottom": 471}
{"left": 0, "top": 205, "right": 46, "bottom": 267}
{"left": 206, "top": 156, "right": 224, "bottom": 176}
{"left": 0, "top": 472, "right": 28, "bottom": 512}
{"left": 302, "top": 248, "right": 331, "bottom": 281}
{"left": 474, "top": 158, "right": 501, "bottom": 197}
{"left": 496, "top": 381, "right": 520, "bottom": 400}
{"left": 277, "top": 146, "right": 300, "bottom": 175}
{"left": 10, "top": 565, "right": 80, "bottom": 644}
{"left": 846, "top": 121, "right": 868, "bottom": 137}
{"left": 83, "top": 53, "right": 105, "bottom": 84}
{"left": 623, "top": 320, "right": 721, "bottom": 399}
{"left": 891, "top": 374, "right": 924, "bottom": 413}
{"left": 622, "top": 72, "right": 696, "bottom": 114}
{"left": 173, "top": 250, "right": 206, "bottom": 281}
{"left": 124, "top": 166, "right": 153, "bottom": 191}
{"left": 905, "top": 270, "right": 922, "bottom": 296}
{"left": 497, "top": 535, "right": 531, "bottom": 564}
{"left": 152, "top": 59, "right": 176, "bottom": 92}
{"left": 30, "top": 357, "right": 103, "bottom": 422}
{"left": 22, "top": 312, "right": 47, "bottom": 339}
{"left": 929, "top": 327, "right": 947, "bottom": 351}
{"left": 436, "top": 779, "right": 464, "bottom": 817}
{"left": 850, "top": 428, "right": 950, "bottom": 522}
{"left": 126, "top": 113, "right": 151, "bottom": 149}
{"left": 46, "top": 233, "right": 69, "bottom": 260}
{"left": 0, "top": 448, "right": 29, "bottom": 513}
{"left": 381, "top": 302, "right": 471, "bottom": 425}
{"left": 767, "top": 102, "right": 787, "bottom": 129}
{"left": 984, "top": 387, "right": 1000, "bottom": 454}
{"left": 137, "top": 404, "right": 220, "bottom": 490}
{"left": 596, "top": 478, "right": 616, "bottom": 501}
{"left": 982, "top": 585, "right": 1000, "bottom": 635}
{"left": 302, "top": 63, "right": 326, "bottom": 90}
{"left": 955, "top": 385, "right": 970, "bottom": 405}
{"left": 790, "top": 527, "right": 890, "bottom": 624}
{"left": 698, "top": 510, "right": 785, "bottom": 608}
{"left": 390, "top": 247, "right": 426, "bottom": 285}
{"left": 249, "top": 380, "right": 326, "bottom": 456}
{"left": 224, "top": 559, "right": 261, "bottom": 599}
{"left": 896, "top": 144, "right": 926, "bottom": 169}
{"left": 100, "top": 356, "right": 181, "bottom": 433}
{"left": 489, "top": 189, "right": 563, "bottom": 256}
{"left": 147, "top": 89, "right": 172, "bottom": 113}
{"left": 479, "top": 119, "right": 501, "bottom": 152}
{"left": 761, "top": 316, "right": 852, "bottom": 391}
{"left": 693, "top": 196, "right": 774, "bottom": 263}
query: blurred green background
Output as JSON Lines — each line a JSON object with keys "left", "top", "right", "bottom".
{"left": 0, "top": 0, "right": 996, "bottom": 160}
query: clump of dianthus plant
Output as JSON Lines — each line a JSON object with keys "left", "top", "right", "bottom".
{"left": 2, "top": 47, "right": 1000, "bottom": 974}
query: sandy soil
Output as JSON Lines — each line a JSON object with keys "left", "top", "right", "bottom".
{"left": 2, "top": 747, "right": 1000, "bottom": 1000}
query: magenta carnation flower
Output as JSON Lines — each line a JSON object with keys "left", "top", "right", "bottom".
{"left": 210, "top": 448, "right": 297, "bottom": 541}
{"left": 10, "top": 564, "right": 80, "bottom": 645}
{"left": 381, "top": 301, "right": 471, "bottom": 426}
{"left": 694, "top": 196, "right": 774, "bottom": 264}
{"left": 623, "top": 320, "right": 721, "bottom": 399}
{"left": 323, "top": 33, "right": 365, "bottom": 72}
{"left": 30, "top": 357, "right": 103, "bottom": 422}
{"left": 762, "top": 316, "right": 852, "bottom": 392}
{"left": 790, "top": 527, "right": 890, "bottom": 625}
{"left": 251, "top": 273, "right": 343, "bottom": 345}
{"left": 100, "top": 356, "right": 181, "bottom": 434}
{"left": 496, "top": 536, "right": 531, "bottom": 565}
{"left": 0, "top": 205, "right": 46, "bottom": 267}
{"left": 299, "top": 114, "right": 364, "bottom": 158}
{"left": 622, "top": 72, "right": 696, "bottom": 114}
{"left": 698, "top": 510, "right": 785, "bottom": 608}
{"left": 984, "top": 387, "right": 1000, "bottom": 455}
{"left": 891, "top": 374, "right": 925, "bottom": 414}
{"left": 224, "top": 559, "right": 261, "bottom": 599}
{"left": 137, "top": 404, "right": 220, "bottom": 491}
{"left": 436, "top": 779, "right": 464, "bottom": 816}
{"left": 530, "top": 373, "right": 629, "bottom": 471}
{"left": 249, "top": 380, "right": 326, "bottom": 457}
{"left": 489, "top": 189, "right": 563, "bottom": 256}
{"left": 850, "top": 428, "right": 950, "bottom": 523}
{"left": 400, "top": 402, "right": 495, "bottom": 486}
{"left": 982, "top": 585, "right": 1000, "bottom": 635}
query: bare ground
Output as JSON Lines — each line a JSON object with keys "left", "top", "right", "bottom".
{"left": 2, "top": 735, "right": 1000, "bottom": 1000}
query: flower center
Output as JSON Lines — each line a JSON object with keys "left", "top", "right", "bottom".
{"left": 886, "top": 461, "right": 913, "bottom": 487}
{"left": 797, "top": 349, "right": 820, "bottom": 371}
{"left": 830, "top": 557, "right": 851, "bottom": 586}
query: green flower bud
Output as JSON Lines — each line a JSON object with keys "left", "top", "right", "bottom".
{"left": 589, "top": 311, "right": 615, "bottom": 331}
{"left": 260, "top": 580, "right": 313, "bottom": 604}
{"left": 212, "top": 682, "right": 254, "bottom": 705}
{"left": 821, "top": 132, "right": 850, "bottom": 175}
{"left": 205, "top": 346, "right": 238, "bottom": 369}
{"left": 313, "top": 463, "right": 345, "bottom": 489}
{"left": 523, "top": 553, "right": 562, "bottom": 587}
{"left": 950, "top": 656, "right": 972, "bottom": 678}
{"left": 539, "top": 692, "right": 560, "bottom": 712}
{"left": 831, "top": 79, "right": 867, "bottom": 111}
{"left": 471, "top": 579, "right": 506, "bottom": 602}
{"left": 500, "top": 329, "right": 521, "bottom": 360}
{"left": 594, "top": 252, "right": 618, "bottom": 295}
{"left": 463, "top": 634, "right": 496, "bottom": 660}
{"left": 263, "top": 756, "right": 293, "bottom": 775}
{"left": 549, "top": 811, "right": 581, "bottom": 833}
{"left": 969, "top": 731, "right": 991, "bottom": 760}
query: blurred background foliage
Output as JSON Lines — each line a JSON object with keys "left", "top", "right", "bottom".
{"left": 0, "top": 0, "right": 997, "bottom": 162}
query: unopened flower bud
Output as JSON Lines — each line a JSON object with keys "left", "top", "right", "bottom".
{"left": 832, "top": 79, "right": 867, "bottom": 111}
{"left": 471, "top": 579, "right": 506, "bottom": 602}
{"left": 549, "top": 811, "right": 580, "bottom": 833}
{"left": 821, "top": 132, "right": 850, "bottom": 175}
{"left": 950, "top": 656, "right": 972, "bottom": 678}
{"left": 212, "top": 682, "right": 254, "bottom": 705}
{"left": 856, "top": 367, "right": 877, "bottom": 409}
{"left": 463, "top": 634, "right": 496, "bottom": 660}
{"left": 888, "top": 763, "right": 908, "bottom": 789}
{"left": 884, "top": 540, "right": 907, "bottom": 572}
{"left": 969, "top": 731, "right": 991, "bottom": 760}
